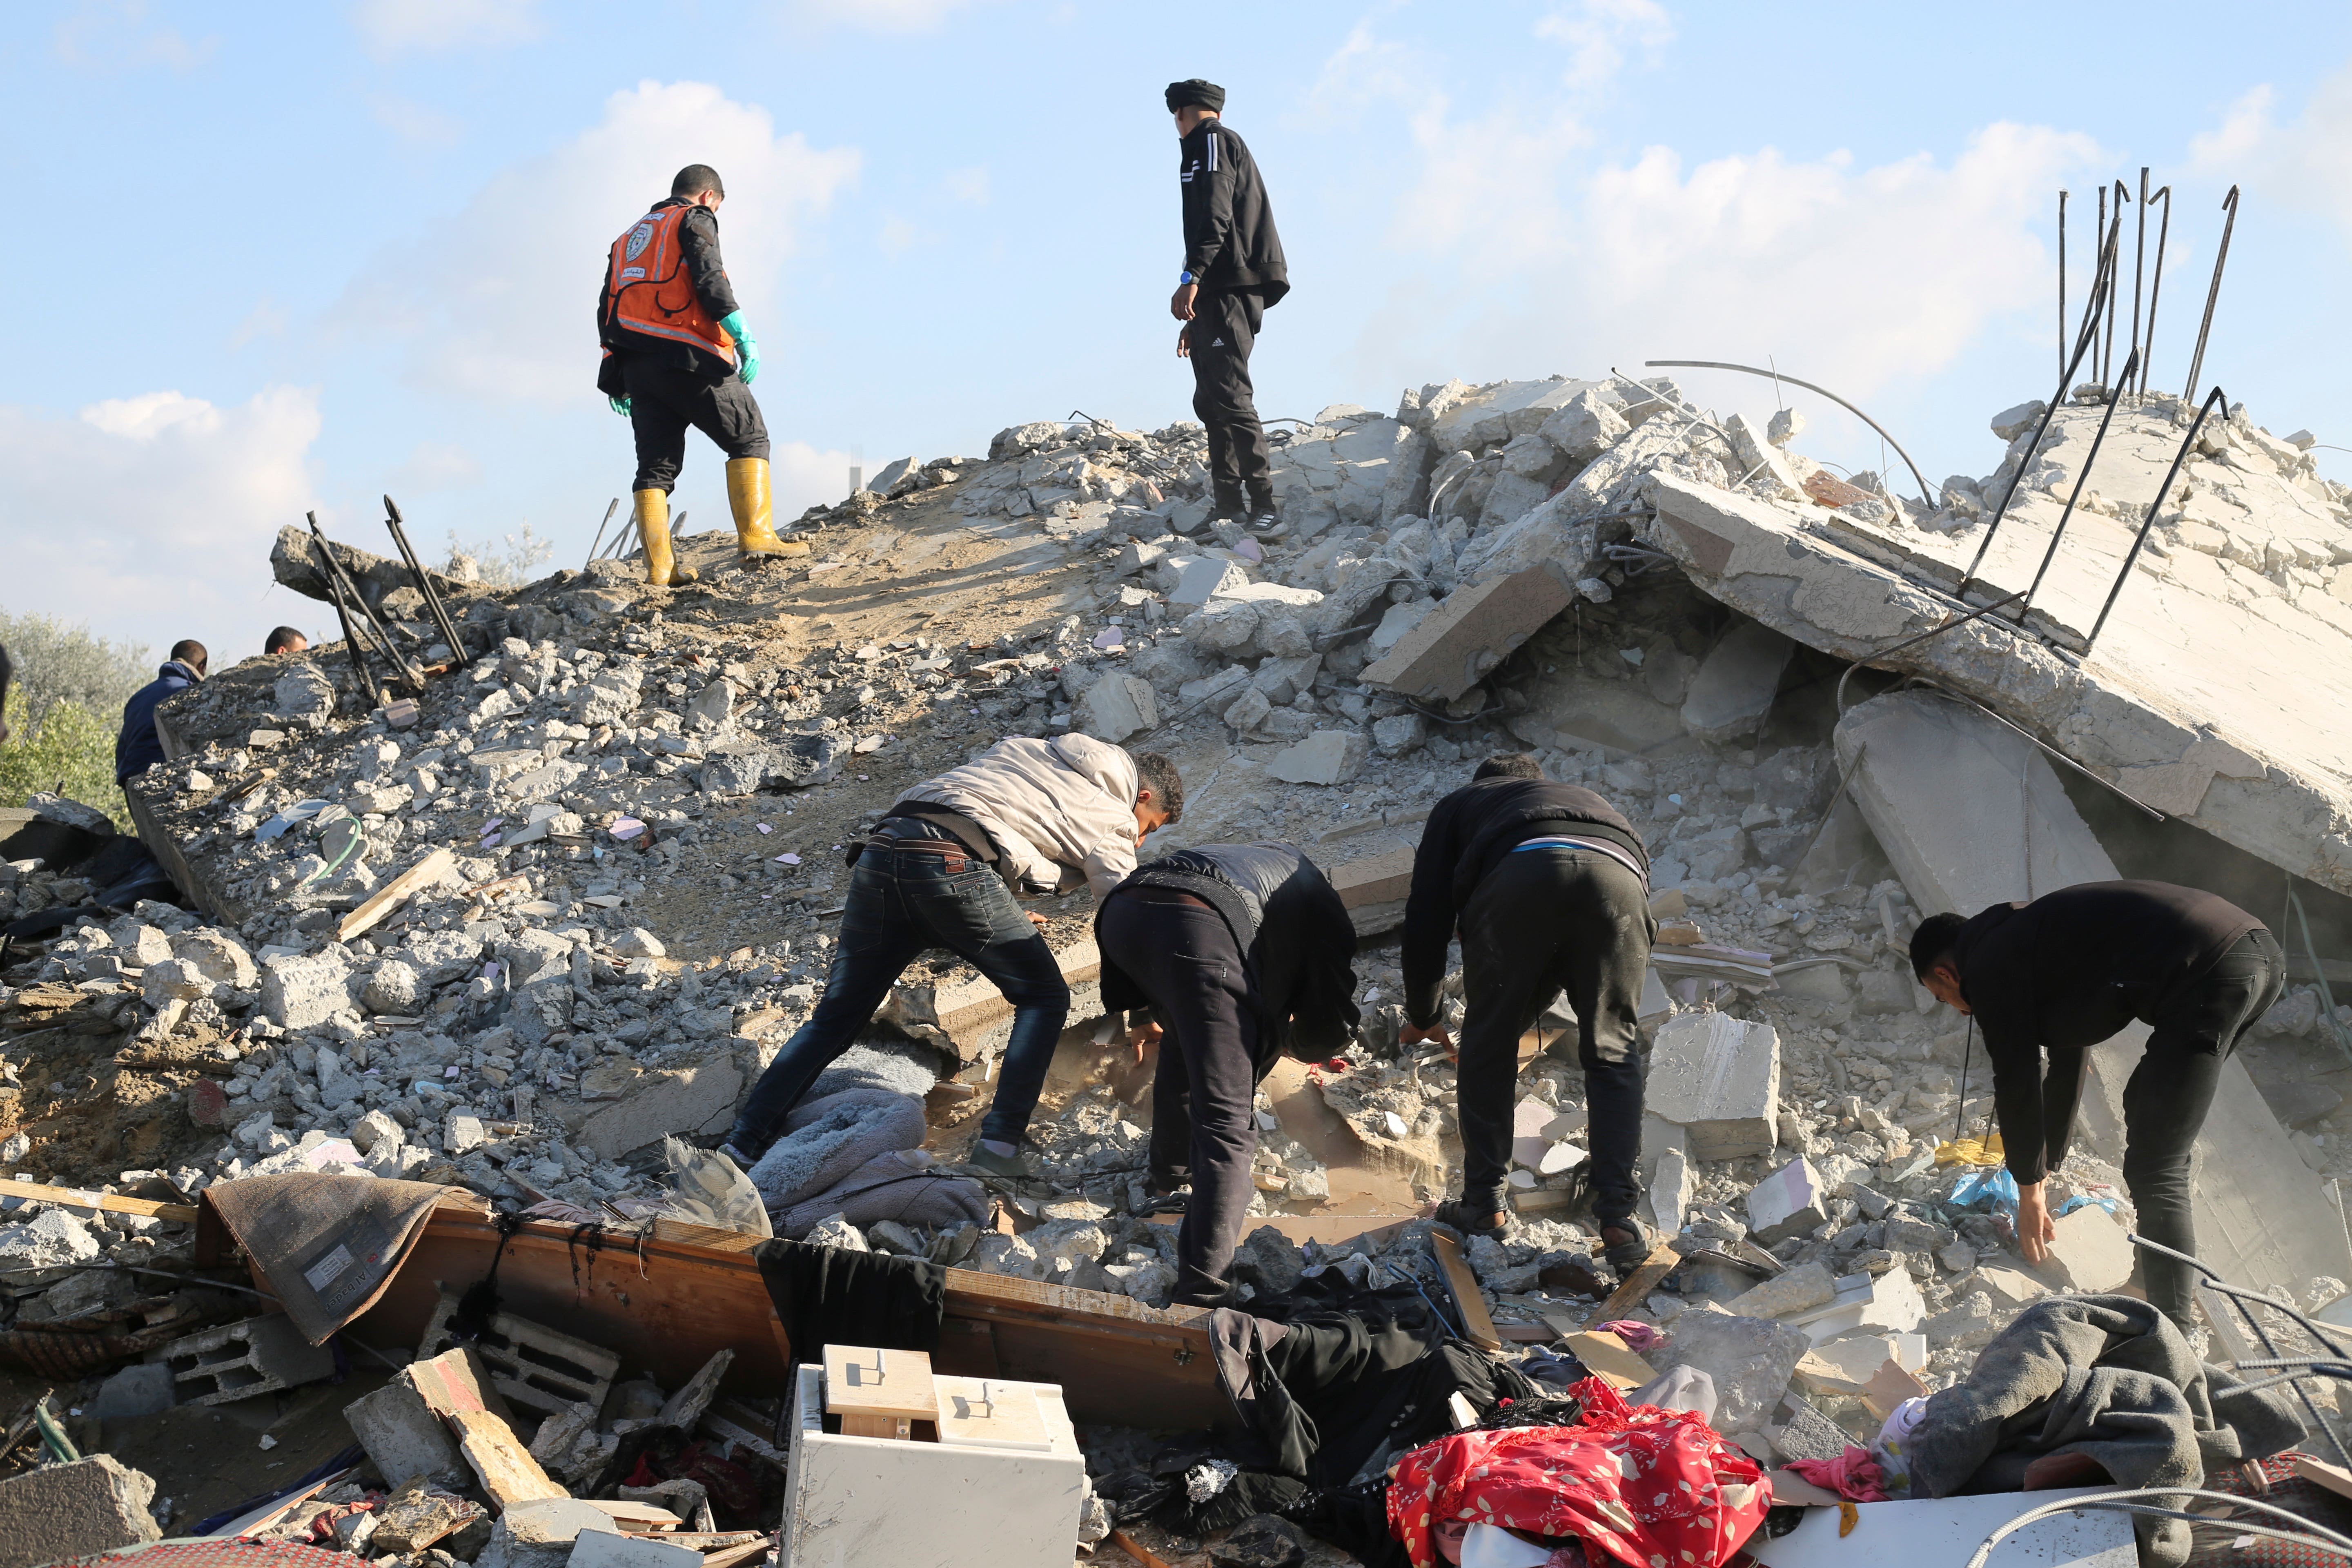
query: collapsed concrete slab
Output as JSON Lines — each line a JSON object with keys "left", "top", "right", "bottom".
{"left": 1646, "top": 1011, "right": 1780, "bottom": 1160}
{"left": 0, "top": 1455, "right": 162, "bottom": 1568}
{"left": 1361, "top": 564, "right": 1576, "bottom": 703}
{"left": 1680, "top": 620, "right": 1796, "bottom": 742}
{"left": 1834, "top": 686, "right": 2352, "bottom": 1347}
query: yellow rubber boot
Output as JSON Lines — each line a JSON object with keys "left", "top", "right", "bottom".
{"left": 727, "top": 457, "right": 807, "bottom": 559}
{"left": 634, "top": 488, "right": 697, "bottom": 587}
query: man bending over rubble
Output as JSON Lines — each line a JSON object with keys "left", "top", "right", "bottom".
{"left": 1400, "top": 753, "right": 1657, "bottom": 1274}
{"left": 1911, "top": 880, "right": 2284, "bottom": 1331}
{"left": 726, "top": 735, "right": 1183, "bottom": 1179}
{"left": 116, "top": 641, "right": 205, "bottom": 786}
{"left": 597, "top": 163, "right": 802, "bottom": 588}
{"left": 1097, "top": 842, "right": 1359, "bottom": 1304}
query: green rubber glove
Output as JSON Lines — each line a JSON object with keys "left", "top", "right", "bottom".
{"left": 608, "top": 394, "right": 632, "bottom": 417}
{"left": 719, "top": 310, "right": 760, "bottom": 385}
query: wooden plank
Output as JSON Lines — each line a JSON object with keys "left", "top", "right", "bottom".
{"left": 2294, "top": 1454, "right": 2352, "bottom": 1503}
{"left": 697, "top": 1540, "right": 773, "bottom": 1568}
{"left": 339, "top": 846, "right": 457, "bottom": 942}
{"left": 1593, "top": 1241, "right": 1682, "bottom": 1323}
{"left": 1428, "top": 1231, "right": 1502, "bottom": 1352}
{"left": 581, "top": 1500, "right": 684, "bottom": 1529}
{"left": 933, "top": 1375, "right": 1053, "bottom": 1451}
{"left": 822, "top": 1345, "right": 938, "bottom": 1424}
{"left": 0, "top": 1178, "right": 196, "bottom": 1225}
{"left": 1494, "top": 1323, "right": 1559, "bottom": 1343}
{"left": 1860, "top": 1358, "right": 1928, "bottom": 1420}
{"left": 650, "top": 1218, "right": 762, "bottom": 1253}
{"left": 1557, "top": 1330, "right": 1657, "bottom": 1389}
{"left": 446, "top": 1407, "right": 567, "bottom": 1512}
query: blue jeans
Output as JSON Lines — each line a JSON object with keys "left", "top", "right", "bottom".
{"left": 728, "top": 820, "right": 1070, "bottom": 1158}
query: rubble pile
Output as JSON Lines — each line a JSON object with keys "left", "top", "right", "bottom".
{"left": 5, "top": 364, "right": 2352, "bottom": 1565}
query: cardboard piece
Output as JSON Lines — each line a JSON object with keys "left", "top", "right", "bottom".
{"left": 1558, "top": 1330, "right": 1658, "bottom": 1390}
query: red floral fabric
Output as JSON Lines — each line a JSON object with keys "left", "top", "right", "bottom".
{"left": 1388, "top": 1377, "right": 1769, "bottom": 1568}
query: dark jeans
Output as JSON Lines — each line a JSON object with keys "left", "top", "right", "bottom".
{"left": 1186, "top": 290, "right": 1271, "bottom": 513}
{"left": 623, "top": 358, "right": 771, "bottom": 493}
{"left": 728, "top": 820, "right": 1068, "bottom": 1158}
{"left": 1098, "top": 892, "right": 1259, "bottom": 1302}
{"left": 2120, "top": 927, "right": 2287, "bottom": 1329}
{"left": 1456, "top": 847, "right": 1653, "bottom": 1222}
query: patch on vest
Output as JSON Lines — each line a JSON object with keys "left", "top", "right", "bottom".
{"left": 624, "top": 221, "right": 656, "bottom": 262}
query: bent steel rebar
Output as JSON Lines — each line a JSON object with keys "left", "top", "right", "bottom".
{"left": 2138, "top": 178, "right": 2173, "bottom": 394}
{"left": 2183, "top": 185, "right": 2241, "bottom": 400}
{"left": 310, "top": 530, "right": 387, "bottom": 710}
{"left": 309, "top": 513, "right": 426, "bottom": 695}
{"left": 585, "top": 497, "right": 619, "bottom": 570}
{"left": 2013, "top": 346, "right": 2139, "bottom": 630}
{"left": 383, "top": 496, "right": 473, "bottom": 667}
{"left": 2057, "top": 188, "right": 2068, "bottom": 383}
{"left": 2084, "top": 383, "right": 2225, "bottom": 652}
{"left": 1641, "top": 359, "right": 1933, "bottom": 509}
{"left": 2101, "top": 180, "right": 2128, "bottom": 388}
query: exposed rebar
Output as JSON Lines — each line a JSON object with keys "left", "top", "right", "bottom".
{"left": 2183, "top": 185, "right": 2241, "bottom": 400}
{"left": 1641, "top": 360, "right": 1933, "bottom": 509}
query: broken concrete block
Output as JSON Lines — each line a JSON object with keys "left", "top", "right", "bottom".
{"left": 1361, "top": 566, "right": 1576, "bottom": 703}
{"left": 1078, "top": 674, "right": 1159, "bottom": 743}
{"left": 1644, "top": 1306, "right": 1810, "bottom": 1437}
{"left": 159, "top": 1312, "right": 337, "bottom": 1405}
{"left": 2033, "top": 1205, "right": 2137, "bottom": 1294}
{"left": 657, "top": 1349, "right": 734, "bottom": 1430}
{"left": 1169, "top": 557, "right": 1249, "bottom": 607}
{"left": 1745, "top": 1158, "right": 1828, "bottom": 1246}
{"left": 1646, "top": 1145, "right": 1694, "bottom": 1234}
{"left": 1679, "top": 620, "right": 1796, "bottom": 743}
{"left": 1647, "top": 1011, "right": 1780, "bottom": 1160}
{"left": 1723, "top": 412, "right": 1806, "bottom": 500}
{"left": 1788, "top": 1267, "right": 1926, "bottom": 1345}
{"left": 570, "top": 1526, "right": 703, "bottom": 1568}
{"left": 1537, "top": 387, "right": 1630, "bottom": 461}
{"left": 350, "top": 1107, "right": 404, "bottom": 1155}
{"left": 91, "top": 1362, "right": 177, "bottom": 1420}
{"left": 475, "top": 1498, "right": 613, "bottom": 1568}
{"left": 346, "top": 1374, "right": 473, "bottom": 1492}
{"left": 260, "top": 950, "right": 354, "bottom": 1030}
{"left": 370, "top": 1479, "right": 484, "bottom": 1556}
{"left": 1266, "top": 731, "right": 1368, "bottom": 786}
{"left": 1794, "top": 1332, "right": 1924, "bottom": 1396}
{"left": 0, "top": 1455, "right": 161, "bottom": 1568}
{"left": 578, "top": 1058, "right": 744, "bottom": 1160}
{"left": 1766, "top": 1398, "right": 1853, "bottom": 1464}
{"left": 1920, "top": 1292, "right": 2002, "bottom": 1352}
{"left": 1724, "top": 1261, "right": 1835, "bottom": 1320}
{"left": 1968, "top": 1263, "right": 2049, "bottom": 1310}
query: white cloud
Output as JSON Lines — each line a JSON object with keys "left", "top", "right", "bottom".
{"left": 778, "top": 0, "right": 977, "bottom": 32}
{"left": 2188, "top": 66, "right": 2352, "bottom": 244}
{"left": 53, "top": 0, "right": 213, "bottom": 70}
{"left": 351, "top": 0, "right": 539, "bottom": 56}
{"left": 391, "top": 441, "right": 483, "bottom": 492}
{"left": 1534, "top": 0, "right": 1673, "bottom": 91}
{"left": 943, "top": 165, "right": 990, "bottom": 205}
{"left": 345, "top": 80, "right": 860, "bottom": 408}
{"left": 0, "top": 387, "right": 322, "bottom": 667}
{"left": 879, "top": 216, "right": 923, "bottom": 255}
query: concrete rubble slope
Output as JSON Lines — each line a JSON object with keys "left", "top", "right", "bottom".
{"left": 7, "top": 368, "right": 2352, "bottom": 1562}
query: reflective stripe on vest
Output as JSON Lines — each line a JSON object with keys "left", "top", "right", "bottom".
{"left": 606, "top": 206, "right": 736, "bottom": 366}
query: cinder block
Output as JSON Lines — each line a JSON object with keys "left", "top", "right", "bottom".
{"left": 0, "top": 1455, "right": 161, "bottom": 1568}
{"left": 1647, "top": 1011, "right": 1780, "bottom": 1160}
{"left": 418, "top": 1290, "right": 620, "bottom": 1419}
{"left": 1362, "top": 565, "right": 1576, "bottom": 702}
{"left": 156, "top": 1313, "right": 336, "bottom": 1405}
{"left": 1744, "top": 1158, "right": 1827, "bottom": 1245}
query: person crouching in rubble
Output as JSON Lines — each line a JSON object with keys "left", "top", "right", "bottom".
{"left": 1911, "top": 880, "right": 2285, "bottom": 1332}
{"left": 1400, "top": 753, "right": 1657, "bottom": 1274}
{"left": 0, "top": 639, "right": 12, "bottom": 744}
{"left": 1096, "top": 842, "right": 1359, "bottom": 1305}
{"left": 724, "top": 736, "right": 1184, "bottom": 1180}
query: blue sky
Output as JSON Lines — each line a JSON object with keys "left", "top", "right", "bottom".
{"left": 9, "top": 0, "right": 2352, "bottom": 670}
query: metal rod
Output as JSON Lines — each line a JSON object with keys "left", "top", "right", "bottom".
{"left": 1831, "top": 590, "right": 2029, "bottom": 715}
{"left": 2094, "top": 184, "right": 2108, "bottom": 386}
{"left": 2084, "top": 384, "right": 2223, "bottom": 652}
{"left": 2103, "top": 180, "right": 2127, "bottom": 388}
{"left": 1641, "top": 359, "right": 1933, "bottom": 508}
{"left": 309, "top": 532, "right": 386, "bottom": 709}
{"left": 2140, "top": 183, "right": 2172, "bottom": 394}
{"left": 1964, "top": 216, "right": 2123, "bottom": 591}
{"left": 2057, "top": 189, "right": 2068, "bottom": 384}
{"left": 383, "top": 496, "right": 472, "bottom": 667}
{"left": 2184, "top": 185, "right": 2241, "bottom": 400}
{"left": 2289, "top": 882, "right": 2352, "bottom": 1067}
{"left": 585, "top": 498, "right": 618, "bottom": 569}
{"left": 310, "top": 514, "right": 425, "bottom": 694}
{"left": 2130, "top": 169, "right": 2148, "bottom": 389}
{"left": 2013, "top": 347, "right": 2138, "bottom": 628}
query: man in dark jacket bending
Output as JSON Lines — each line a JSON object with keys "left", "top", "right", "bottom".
{"left": 1097, "top": 841, "right": 1358, "bottom": 1305}
{"left": 116, "top": 642, "right": 206, "bottom": 786}
{"left": 1911, "top": 880, "right": 2285, "bottom": 1329}
{"left": 1166, "top": 78, "right": 1289, "bottom": 531}
{"left": 1401, "top": 754, "right": 1656, "bottom": 1272}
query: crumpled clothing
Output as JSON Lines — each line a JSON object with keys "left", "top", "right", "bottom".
{"left": 1934, "top": 1133, "right": 2006, "bottom": 1167}
{"left": 1785, "top": 1444, "right": 1891, "bottom": 1503}
{"left": 1593, "top": 1320, "right": 1661, "bottom": 1352}
{"left": 1870, "top": 1395, "right": 1930, "bottom": 1495}
{"left": 1388, "top": 1376, "right": 1766, "bottom": 1568}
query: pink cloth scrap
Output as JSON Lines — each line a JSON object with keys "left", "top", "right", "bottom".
{"left": 1785, "top": 1445, "right": 1891, "bottom": 1503}
{"left": 1595, "top": 1320, "right": 1663, "bottom": 1352}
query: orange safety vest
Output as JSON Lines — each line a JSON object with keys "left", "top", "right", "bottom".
{"left": 604, "top": 205, "right": 737, "bottom": 366}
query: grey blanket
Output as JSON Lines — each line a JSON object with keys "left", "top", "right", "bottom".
{"left": 1909, "top": 1294, "right": 2305, "bottom": 1566}
{"left": 777, "top": 1149, "right": 989, "bottom": 1239}
{"left": 748, "top": 1089, "right": 927, "bottom": 1212}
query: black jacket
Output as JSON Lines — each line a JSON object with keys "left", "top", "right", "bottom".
{"left": 1179, "top": 120, "right": 1289, "bottom": 304}
{"left": 116, "top": 660, "right": 202, "bottom": 783}
{"left": 1099, "top": 842, "right": 1358, "bottom": 1072}
{"left": 1402, "top": 779, "right": 1648, "bottom": 1027}
{"left": 1957, "top": 880, "right": 2263, "bottom": 1184}
{"left": 597, "top": 197, "right": 742, "bottom": 392}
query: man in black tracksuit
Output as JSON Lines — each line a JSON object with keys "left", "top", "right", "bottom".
{"left": 1097, "top": 842, "right": 1359, "bottom": 1305}
{"left": 1911, "top": 881, "right": 2285, "bottom": 1330}
{"left": 1166, "top": 79, "right": 1289, "bottom": 529}
{"left": 1401, "top": 755, "right": 1656, "bottom": 1272}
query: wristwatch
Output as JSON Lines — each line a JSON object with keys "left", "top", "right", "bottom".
{"left": 1178, "top": 270, "right": 1198, "bottom": 286}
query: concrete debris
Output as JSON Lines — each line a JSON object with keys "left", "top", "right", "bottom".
{"left": 0, "top": 1455, "right": 163, "bottom": 1568}
{"left": 1647, "top": 1011, "right": 1780, "bottom": 1160}
{"left": 158, "top": 1312, "right": 339, "bottom": 1405}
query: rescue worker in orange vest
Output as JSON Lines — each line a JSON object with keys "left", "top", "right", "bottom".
{"left": 597, "top": 163, "right": 803, "bottom": 586}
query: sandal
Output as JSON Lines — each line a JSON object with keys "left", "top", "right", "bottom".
{"left": 1433, "top": 1198, "right": 1509, "bottom": 1238}
{"left": 1599, "top": 1215, "right": 1658, "bottom": 1275}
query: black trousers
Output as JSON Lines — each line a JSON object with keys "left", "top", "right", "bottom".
{"left": 2111, "top": 927, "right": 2287, "bottom": 1328}
{"left": 1187, "top": 290, "right": 1272, "bottom": 513}
{"left": 1098, "top": 891, "right": 1259, "bottom": 1303}
{"left": 622, "top": 358, "right": 771, "bottom": 493}
{"left": 1456, "top": 847, "right": 1654, "bottom": 1223}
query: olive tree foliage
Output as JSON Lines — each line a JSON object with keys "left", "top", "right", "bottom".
{"left": 0, "top": 612, "right": 150, "bottom": 826}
